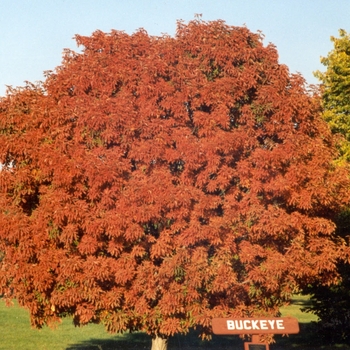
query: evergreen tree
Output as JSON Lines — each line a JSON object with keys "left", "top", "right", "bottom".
{"left": 305, "top": 30, "right": 350, "bottom": 344}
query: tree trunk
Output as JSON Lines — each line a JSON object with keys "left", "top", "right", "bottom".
{"left": 151, "top": 334, "right": 168, "bottom": 350}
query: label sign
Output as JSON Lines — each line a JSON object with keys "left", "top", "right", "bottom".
{"left": 246, "top": 344, "right": 268, "bottom": 350}
{"left": 212, "top": 317, "right": 299, "bottom": 335}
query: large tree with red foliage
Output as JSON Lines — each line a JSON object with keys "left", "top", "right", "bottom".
{"left": 0, "top": 19, "right": 349, "bottom": 349}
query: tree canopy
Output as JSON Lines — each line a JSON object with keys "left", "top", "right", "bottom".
{"left": 315, "top": 29, "right": 350, "bottom": 163}
{"left": 0, "top": 19, "right": 349, "bottom": 349}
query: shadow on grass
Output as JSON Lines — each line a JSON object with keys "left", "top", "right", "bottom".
{"left": 65, "top": 329, "right": 244, "bottom": 350}
{"left": 289, "top": 296, "right": 313, "bottom": 307}
{"left": 271, "top": 322, "right": 350, "bottom": 350}
{"left": 66, "top": 324, "right": 350, "bottom": 350}
{"left": 65, "top": 297, "right": 350, "bottom": 350}
{"left": 271, "top": 322, "right": 320, "bottom": 350}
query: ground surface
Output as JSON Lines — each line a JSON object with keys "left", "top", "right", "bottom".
{"left": 0, "top": 296, "right": 349, "bottom": 349}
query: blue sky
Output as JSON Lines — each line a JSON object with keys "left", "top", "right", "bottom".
{"left": 0, "top": 0, "right": 349, "bottom": 96}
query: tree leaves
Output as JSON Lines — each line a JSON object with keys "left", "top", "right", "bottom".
{"left": 0, "top": 19, "right": 349, "bottom": 341}
{"left": 315, "top": 29, "right": 350, "bottom": 163}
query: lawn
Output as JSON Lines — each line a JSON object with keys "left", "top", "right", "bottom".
{"left": 0, "top": 296, "right": 349, "bottom": 349}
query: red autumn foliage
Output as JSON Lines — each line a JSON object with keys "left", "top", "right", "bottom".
{"left": 0, "top": 19, "right": 349, "bottom": 342}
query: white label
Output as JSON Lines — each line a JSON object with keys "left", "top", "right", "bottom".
{"left": 276, "top": 320, "right": 285, "bottom": 330}
{"left": 226, "top": 319, "right": 285, "bottom": 331}
{"left": 227, "top": 320, "right": 235, "bottom": 330}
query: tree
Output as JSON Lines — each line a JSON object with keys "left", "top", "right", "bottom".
{"left": 304, "top": 30, "right": 350, "bottom": 343}
{"left": 315, "top": 29, "right": 350, "bottom": 164}
{"left": 0, "top": 20, "right": 349, "bottom": 350}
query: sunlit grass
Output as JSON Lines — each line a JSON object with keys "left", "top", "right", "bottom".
{"left": 0, "top": 300, "right": 125, "bottom": 350}
{"left": 279, "top": 294, "right": 318, "bottom": 323}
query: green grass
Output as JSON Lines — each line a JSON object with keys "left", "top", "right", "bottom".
{"left": 0, "top": 300, "right": 126, "bottom": 350}
{"left": 0, "top": 297, "right": 349, "bottom": 349}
